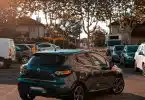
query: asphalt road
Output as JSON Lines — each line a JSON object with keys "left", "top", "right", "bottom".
{"left": 0, "top": 64, "right": 145, "bottom": 100}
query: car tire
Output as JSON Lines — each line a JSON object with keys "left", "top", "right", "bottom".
{"left": 21, "top": 56, "right": 29, "bottom": 64}
{"left": 66, "top": 85, "right": 85, "bottom": 100}
{"left": 134, "top": 61, "right": 140, "bottom": 72}
{"left": 142, "top": 63, "right": 145, "bottom": 76}
{"left": 111, "top": 76, "right": 125, "bottom": 94}
{"left": 18, "top": 83, "right": 35, "bottom": 100}
{"left": 0, "top": 58, "right": 5, "bottom": 68}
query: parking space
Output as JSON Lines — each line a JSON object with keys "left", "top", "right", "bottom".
{"left": 0, "top": 64, "right": 145, "bottom": 100}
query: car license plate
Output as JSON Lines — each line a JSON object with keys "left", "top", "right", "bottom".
{"left": 30, "top": 87, "right": 46, "bottom": 93}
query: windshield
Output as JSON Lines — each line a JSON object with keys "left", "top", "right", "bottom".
{"left": 27, "top": 45, "right": 34, "bottom": 48}
{"left": 107, "top": 40, "right": 121, "bottom": 46}
{"left": 114, "top": 46, "right": 124, "bottom": 51}
{"left": 127, "top": 46, "right": 138, "bottom": 52}
{"left": 28, "top": 54, "right": 66, "bottom": 66}
{"left": 38, "top": 44, "right": 51, "bottom": 48}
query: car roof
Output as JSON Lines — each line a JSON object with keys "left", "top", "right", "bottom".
{"left": 35, "top": 49, "right": 89, "bottom": 55}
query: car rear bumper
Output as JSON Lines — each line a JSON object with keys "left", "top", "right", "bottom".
{"left": 17, "top": 78, "right": 72, "bottom": 98}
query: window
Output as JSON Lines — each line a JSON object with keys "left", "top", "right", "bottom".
{"left": 127, "top": 46, "right": 138, "bottom": 52}
{"left": 38, "top": 44, "right": 51, "bottom": 48}
{"left": 114, "top": 46, "right": 124, "bottom": 51}
{"left": 17, "top": 45, "right": 29, "bottom": 50}
{"left": 29, "top": 27, "right": 35, "bottom": 32}
{"left": 28, "top": 54, "right": 66, "bottom": 66}
{"left": 89, "top": 53, "right": 108, "bottom": 69}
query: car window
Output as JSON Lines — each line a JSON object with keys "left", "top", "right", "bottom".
{"left": 28, "top": 54, "right": 66, "bottom": 66}
{"left": 38, "top": 44, "right": 51, "bottom": 48}
{"left": 76, "top": 53, "right": 93, "bottom": 65}
{"left": 127, "top": 46, "right": 138, "bottom": 52}
{"left": 17, "top": 45, "right": 29, "bottom": 50}
{"left": 89, "top": 53, "right": 109, "bottom": 70}
{"left": 27, "top": 45, "right": 34, "bottom": 49}
{"left": 16, "top": 46, "right": 21, "bottom": 51}
{"left": 114, "top": 46, "right": 124, "bottom": 51}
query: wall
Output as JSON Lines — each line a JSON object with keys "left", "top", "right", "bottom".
{"left": 131, "top": 37, "right": 145, "bottom": 44}
{"left": 16, "top": 25, "right": 45, "bottom": 38}
{"left": 110, "top": 24, "right": 132, "bottom": 44}
{"left": 110, "top": 25, "right": 120, "bottom": 34}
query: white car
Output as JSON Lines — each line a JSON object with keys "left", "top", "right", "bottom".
{"left": 134, "top": 43, "right": 145, "bottom": 75}
{"left": 36, "top": 43, "right": 60, "bottom": 51}
{"left": 0, "top": 38, "right": 16, "bottom": 68}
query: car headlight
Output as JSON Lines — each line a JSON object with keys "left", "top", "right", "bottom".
{"left": 20, "top": 65, "right": 28, "bottom": 74}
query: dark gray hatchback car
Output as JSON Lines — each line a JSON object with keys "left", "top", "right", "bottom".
{"left": 18, "top": 49, "right": 124, "bottom": 100}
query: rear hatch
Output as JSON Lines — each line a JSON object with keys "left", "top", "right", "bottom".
{"left": 21, "top": 53, "right": 71, "bottom": 81}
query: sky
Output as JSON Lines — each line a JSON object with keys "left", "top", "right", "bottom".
{"left": 31, "top": 13, "right": 109, "bottom": 39}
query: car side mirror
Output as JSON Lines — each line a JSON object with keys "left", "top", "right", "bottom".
{"left": 139, "top": 52, "right": 144, "bottom": 55}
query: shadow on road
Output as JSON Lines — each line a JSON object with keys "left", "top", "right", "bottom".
{"left": 88, "top": 92, "right": 145, "bottom": 100}
{"left": 0, "top": 64, "right": 20, "bottom": 85}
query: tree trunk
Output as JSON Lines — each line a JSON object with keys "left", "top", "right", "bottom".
{"left": 87, "top": 6, "right": 90, "bottom": 49}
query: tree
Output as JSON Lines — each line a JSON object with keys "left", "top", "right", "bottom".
{"left": 15, "top": 0, "right": 137, "bottom": 45}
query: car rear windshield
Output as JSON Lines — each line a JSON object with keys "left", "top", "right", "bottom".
{"left": 127, "top": 46, "right": 138, "bottom": 52}
{"left": 107, "top": 40, "right": 121, "bottom": 46}
{"left": 28, "top": 54, "right": 66, "bottom": 66}
{"left": 114, "top": 46, "right": 124, "bottom": 51}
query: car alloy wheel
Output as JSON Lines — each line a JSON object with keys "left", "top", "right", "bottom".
{"left": 18, "top": 83, "right": 35, "bottom": 100}
{"left": 73, "top": 85, "right": 84, "bottom": 100}
{"left": 112, "top": 77, "right": 124, "bottom": 94}
{"left": 21, "top": 56, "right": 29, "bottom": 64}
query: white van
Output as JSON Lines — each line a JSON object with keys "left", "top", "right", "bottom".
{"left": 0, "top": 38, "right": 16, "bottom": 68}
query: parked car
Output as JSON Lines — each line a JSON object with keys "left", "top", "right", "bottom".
{"left": 106, "top": 40, "right": 122, "bottom": 56}
{"left": 36, "top": 42, "right": 60, "bottom": 51}
{"left": 120, "top": 45, "right": 138, "bottom": 67}
{"left": 16, "top": 44, "right": 34, "bottom": 51}
{"left": 111, "top": 45, "right": 124, "bottom": 63}
{"left": 134, "top": 43, "right": 145, "bottom": 75}
{"left": 18, "top": 49, "right": 125, "bottom": 100}
{"left": 16, "top": 44, "right": 33, "bottom": 64}
{"left": 0, "top": 38, "right": 16, "bottom": 68}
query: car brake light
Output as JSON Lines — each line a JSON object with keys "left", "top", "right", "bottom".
{"left": 9, "top": 49, "right": 12, "bottom": 56}
{"left": 20, "top": 65, "right": 28, "bottom": 74}
{"left": 55, "top": 70, "right": 72, "bottom": 76}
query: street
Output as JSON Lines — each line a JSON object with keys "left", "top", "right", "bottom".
{"left": 0, "top": 64, "right": 145, "bottom": 100}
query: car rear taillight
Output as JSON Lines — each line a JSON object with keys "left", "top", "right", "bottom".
{"left": 8, "top": 49, "right": 12, "bottom": 57}
{"left": 55, "top": 70, "right": 72, "bottom": 76}
{"left": 20, "top": 65, "right": 28, "bottom": 74}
